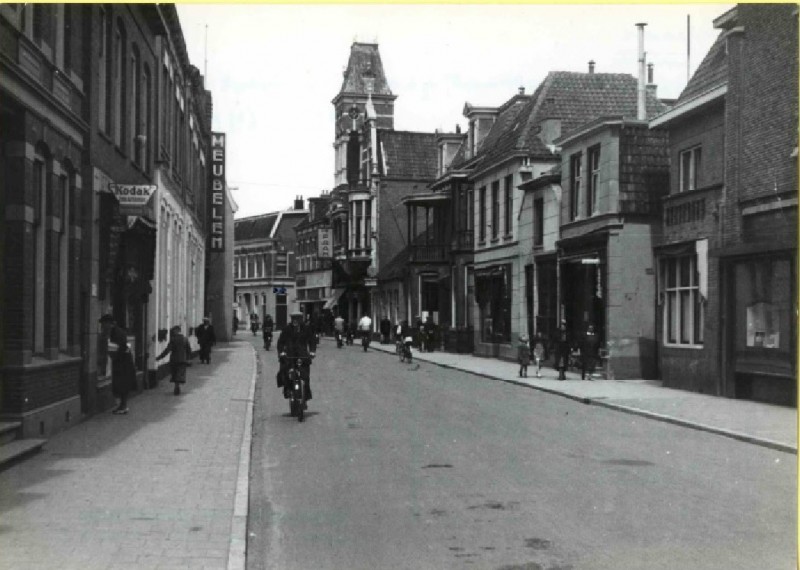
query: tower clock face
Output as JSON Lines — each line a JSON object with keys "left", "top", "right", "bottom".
{"left": 348, "top": 106, "right": 359, "bottom": 120}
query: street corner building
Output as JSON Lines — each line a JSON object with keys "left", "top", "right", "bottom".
{"left": 0, "top": 4, "right": 225, "bottom": 437}
{"left": 233, "top": 198, "right": 308, "bottom": 332}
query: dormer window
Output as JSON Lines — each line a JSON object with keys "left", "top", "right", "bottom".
{"left": 680, "top": 146, "right": 702, "bottom": 192}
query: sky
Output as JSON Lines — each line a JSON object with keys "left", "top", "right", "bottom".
{"left": 177, "top": 3, "right": 732, "bottom": 220}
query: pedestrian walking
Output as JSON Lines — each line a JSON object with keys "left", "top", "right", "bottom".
{"left": 99, "top": 314, "right": 135, "bottom": 415}
{"left": 581, "top": 323, "right": 600, "bottom": 380}
{"left": 196, "top": 317, "right": 217, "bottom": 364}
{"left": 518, "top": 333, "right": 531, "bottom": 378}
{"left": 157, "top": 326, "right": 193, "bottom": 395}
{"left": 232, "top": 314, "right": 239, "bottom": 336}
{"left": 380, "top": 316, "right": 391, "bottom": 344}
{"left": 554, "top": 319, "right": 571, "bottom": 381}
{"left": 532, "top": 332, "right": 546, "bottom": 378}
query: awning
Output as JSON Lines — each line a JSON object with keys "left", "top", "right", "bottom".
{"left": 323, "top": 288, "right": 346, "bottom": 310}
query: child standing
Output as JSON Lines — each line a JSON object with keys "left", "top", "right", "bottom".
{"left": 518, "top": 334, "right": 531, "bottom": 378}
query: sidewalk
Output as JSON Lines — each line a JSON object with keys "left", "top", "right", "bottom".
{"left": 0, "top": 341, "right": 257, "bottom": 570}
{"left": 363, "top": 339, "right": 797, "bottom": 454}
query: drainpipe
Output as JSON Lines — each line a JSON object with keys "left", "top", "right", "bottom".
{"left": 636, "top": 23, "right": 647, "bottom": 121}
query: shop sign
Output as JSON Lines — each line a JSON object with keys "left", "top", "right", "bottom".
{"left": 109, "top": 184, "right": 156, "bottom": 216}
{"left": 208, "top": 132, "right": 226, "bottom": 252}
{"left": 364, "top": 278, "right": 377, "bottom": 288}
{"left": 318, "top": 228, "right": 333, "bottom": 258}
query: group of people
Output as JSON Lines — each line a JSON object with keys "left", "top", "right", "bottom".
{"left": 517, "top": 321, "right": 601, "bottom": 380}
{"left": 100, "top": 314, "right": 218, "bottom": 414}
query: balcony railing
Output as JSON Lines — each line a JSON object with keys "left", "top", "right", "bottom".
{"left": 410, "top": 244, "right": 449, "bottom": 263}
{"left": 451, "top": 230, "right": 474, "bottom": 252}
{"left": 348, "top": 246, "right": 371, "bottom": 259}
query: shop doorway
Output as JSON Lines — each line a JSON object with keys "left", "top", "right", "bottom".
{"left": 561, "top": 258, "right": 605, "bottom": 344}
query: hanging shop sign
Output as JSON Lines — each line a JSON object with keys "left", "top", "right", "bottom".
{"left": 318, "top": 228, "right": 333, "bottom": 258}
{"left": 108, "top": 184, "right": 156, "bottom": 217}
{"left": 208, "top": 131, "right": 226, "bottom": 252}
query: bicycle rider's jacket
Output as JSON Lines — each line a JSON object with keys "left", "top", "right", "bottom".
{"left": 277, "top": 322, "right": 317, "bottom": 359}
{"left": 357, "top": 316, "right": 372, "bottom": 332}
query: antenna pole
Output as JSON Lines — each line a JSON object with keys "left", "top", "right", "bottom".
{"left": 687, "top": 15, "right": 691, "bottom": 82}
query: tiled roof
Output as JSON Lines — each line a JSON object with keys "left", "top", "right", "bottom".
{"left": 234, "top": 213, "right": 278, "bottom": 241}
{"left": 466, "top": 72, "right": 670, "bottom": 170}
{"left": 674, "top": 31, "right": 727, "bottom": 106}
{"left": 338, "top": 43, "right": 393, "bottom": 97}
{"left": 271, "top": 212, "right": 308, "bottom": 248}
{"left": 379, "top": 130, "right": 437, "bottom": 180}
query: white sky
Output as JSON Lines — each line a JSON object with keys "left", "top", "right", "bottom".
{"left": 177, "top": 3, "right": 731, "bottom": 219}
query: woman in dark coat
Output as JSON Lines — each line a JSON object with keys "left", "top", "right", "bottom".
{"left": 157, "top": 326, "right": 193, "bottom": 395}
{"left": 196, "top": 317, "right": 217, "bottom": 364}
{"left": 100, "top": 314, "right": 135, "bottom": 414}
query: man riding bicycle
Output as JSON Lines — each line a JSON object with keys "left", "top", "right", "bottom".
{"left": 333, "top": 314, "right": 346, "bottom": 345}
{"left": 357, "top": 313, "right": 372, "bottom": 340}
{"left": 262, "top": 314, "right": 274, "bottom": 349}
{"left": 277, "top": 311, "right": 316, "bottom": 400}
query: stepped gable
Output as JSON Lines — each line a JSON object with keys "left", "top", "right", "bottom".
{"left": 674, "top": 31, "right": 727, "bottom": 105}
{"left": 339, "top": 42, "right": 393, "bottom": 97}
{"left": 234, "top": 212, "right": 278, "bottom": 241}
{"left": 378, "top": 130, "right": 437, "bottom": 180}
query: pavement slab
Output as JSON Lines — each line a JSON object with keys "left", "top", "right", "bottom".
{"left": 0, "top": 341, "right": 256, "bottom": 570}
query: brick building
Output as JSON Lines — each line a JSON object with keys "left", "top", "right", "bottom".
{"left": 0, "top": 4, "right": 217, "bottom": 438}
{"left": 650, "top": 4, "right": 798, "bottom": 405}
{"left": 0, "top": 4, "right": 89, "bottom": 436}
{"left": 294, "top": 193, "right": 333, "bottom": 324}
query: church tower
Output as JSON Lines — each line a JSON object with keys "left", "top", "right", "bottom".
{"left": 331, "top": 42, "right": 396, "bottom": 191}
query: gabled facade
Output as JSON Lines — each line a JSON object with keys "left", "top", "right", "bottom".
{"left": 649, "top": 4, "right": 797, "bottom": 405}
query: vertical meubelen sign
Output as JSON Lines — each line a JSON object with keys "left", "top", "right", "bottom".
{"left": 209, "top": 132, "right": 226, "bottom": 252}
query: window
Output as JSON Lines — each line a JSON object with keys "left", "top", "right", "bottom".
{"left": 491, "top": 181, "right": 499, "bottom": 239}
{"left": 735, "top": 257, "right": 793, "bottom": 352}
{"left": 143, "top": 65, "right": 152, "bottom": 169}
{"left": 680, "top": 146, "right": 701, "bottom": 192}
{"left": 476, "top": 265, "right": 512, "bottom": 343}
{"left": 467, "top": 187, "right": 473, "bottom": 231}
{"left": 98, "top": 7, "right": 110, "bottom": 133}
{"left": 113, "top": 21, "right": 126, "bottom": 149}
{"left": 569, "top": 152, "right": 582, "bottom": 221}
{"left": 661, "top": 254, "right": 704, "bottom": 346}
{"left": 504, "top": 174, "right": 513, "bottom": 236}
{"left": 131, "top": 46, "right": 141, "bottom": 164}
{"left": 587, "top": 145, "right": 600, "bottom": 216}
{"left": 33, "top": 152, "right": 47, "bottom": 354}
{"left": 276, "top": 253, "right": 288, "bottom": 276}
{"left": 533, "top": 197, "right": 544, "bottom": 248}
{"left": 234, "top": 257, "right": 239, "bottom": 279}
{"left": 58, "top": 170, "right": 71, "bottom": 351}
{"left": 63, "top": 4, "right": 72, "bottom": 71}
{"left": 478, "top": 186, "right": 486, "bottom": 241}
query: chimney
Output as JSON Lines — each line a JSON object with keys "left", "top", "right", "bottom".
{"left": 518, "top": 86, "right": 525, "bottom": 95}
{"left": 588, "top": 60, "right": 595, "bottom": 74}
{"left": 647, "top": 62, "right": 658, "bottom": 100}
{"left": 294, "top": 195, "right": 304, "bottom": 210}
{"left": 455, "top": 124, "right": 461, "bottom": 134}
{"left": 636, "top": 23, "right": 647, "bottom": 121}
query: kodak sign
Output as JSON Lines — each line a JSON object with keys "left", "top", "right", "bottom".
{"left": 208, "top": 132, "right": 226, "bottom": 252}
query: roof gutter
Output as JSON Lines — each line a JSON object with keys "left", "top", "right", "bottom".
{"left": 649, "top": 84, "right": 727, "bottom": 129}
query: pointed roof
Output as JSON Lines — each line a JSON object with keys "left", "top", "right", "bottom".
{"left": 673, "top": 31, "right": 727, "bottom": 106}
{"left": 234, "top": 213, "right": 278, "bottom": 242}
{"left": 458, "top": 71, "right": 670, "bottom": 174}
{"left": 336, "top": 43, "right": 394, "bottom": 100}
{"left": 378, "top": 130, "right": 437, "bottom": 180}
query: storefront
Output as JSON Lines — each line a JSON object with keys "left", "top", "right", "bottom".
{"left": 475, "top": 264, "right": 512, "bottom": 346}
{"left": 724, "top": 252, "right": 796, "bottom": 405}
